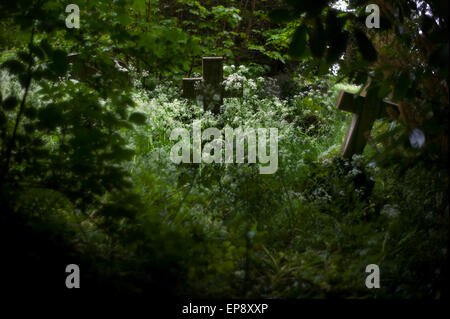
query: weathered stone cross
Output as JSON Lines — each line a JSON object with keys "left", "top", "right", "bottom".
{"left": 336, "top": 90, "right": 398, "bottom": 158}
{"left": 182, "top": 57, "right": 242, "bottom": 114}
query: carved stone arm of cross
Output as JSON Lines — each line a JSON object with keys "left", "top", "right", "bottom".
{"left": 336, "top": 90, "right": 399, "bottom": 158}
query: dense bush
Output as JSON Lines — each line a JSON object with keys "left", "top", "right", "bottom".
{"left": 123, "top": 66, "right": 448, "bottom": 297}
{"left": 1, "top": 0, "right": 447, "bottom": 300}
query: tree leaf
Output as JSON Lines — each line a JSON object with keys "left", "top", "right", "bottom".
{"left": 30, "top": 44, "right": 45, "bottom": 59}
{"left": 17, "top": 51, "right": 32, "bottom": 64}
{"left": 309, "top": 19, "right": 325, "bottom": 58}
{"left": 38, "top": 104, "right": 63, "bottom": 130}
{"left": 1, "top": 59, "right": 26, "bottom": 75}
{"left": 285, "top": 0, "right": 328, "bottom": 14}
{"left": 2, "top": 96, "right": 19, "bottom": 111}
{"left": 24, "top": 106, "right": 38, "bottom": 119}
{"left": 393, "top": 72, "right": 410, "bottom": 101}
{"left": 39, "top": 39, "right": 53, "bottom": 57}
{"left": 51, "top": 49, "right": 68, "bottom": 75}
{"left": 0, "top": 110, "right": 6, "bottom": 125}
{"left": 129, "top": 112, "right": 147, "bottom": 125}
{"left": 269, "top": 8, "right": 294, "bottom": 23}
{"left": 289, "top": 25, "right": 307, "bottom": 58}
{"left": 326, "top": 31, "right": 348, "bottom": 63}
{"left": 354, "top": 29, "right": 377, "bottom": 62}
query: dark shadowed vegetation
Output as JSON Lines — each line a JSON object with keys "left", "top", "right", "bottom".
{"left": 0, "top": 0, "right": 448, "bottom": 299}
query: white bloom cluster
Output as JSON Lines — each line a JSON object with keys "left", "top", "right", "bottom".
{"left": 223, "top": 72, "right": 244, "bottom": 91}
{"left": 348, "top": 167, "right": 362, "bottom": 177}
{"left": 223, "top": 65, "right": 235, "bottom": 73}
{"left": 312, "top": 187, "right": 332, "bottom": 203}
{"left": 380, "top": 204, "right": 401, "bottom": 218}
{"left": 351, "top": 154, "right": 365, "bottom": 167}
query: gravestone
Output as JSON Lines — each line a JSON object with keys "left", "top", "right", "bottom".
{"left": 336, "top": 90, "right": 398, "bottom": 158}
{"left": 182, "top": 57, "right": 242, "bottom": 114}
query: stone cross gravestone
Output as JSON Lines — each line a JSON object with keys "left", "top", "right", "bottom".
{"left": 182, "top": 57, "right": 242, "bottom": 114}
{"left": 336, "top": 90, "right": 398, "bottom": 158}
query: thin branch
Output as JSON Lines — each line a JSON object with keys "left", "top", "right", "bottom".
{"left": 1, "top": 23, "right": 36, "bottom": 181}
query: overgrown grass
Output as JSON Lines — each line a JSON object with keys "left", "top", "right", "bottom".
{"left": 123, "top": 67, "right": 448, "bottom": 298}
{"left": 2, "top": 61, "right": 447, "bottom": 297}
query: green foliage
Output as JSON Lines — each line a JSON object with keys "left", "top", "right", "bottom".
{"left": 288, "top": 26, "right": 307, "bottom": 58}
{"left": 269, "top": 0, "right": 449, "bottom": 167}
{"left": 0, "top": 0, "right": 194, "bottom": 295}
{"left": 353, "top": 28, "right": 377, "bottom": 62}
{"left": 129, "top": 112, "right": 147, "bottom": 125}
{"left": 123, "top": 66, "right": 447, "bottom": 297}
{"left": 0, "top": 0, "right": 447, "bottom": 300}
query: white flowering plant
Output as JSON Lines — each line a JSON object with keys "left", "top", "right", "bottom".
{"left": 119, "top": 64, "right": 448, "bottom": 299}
